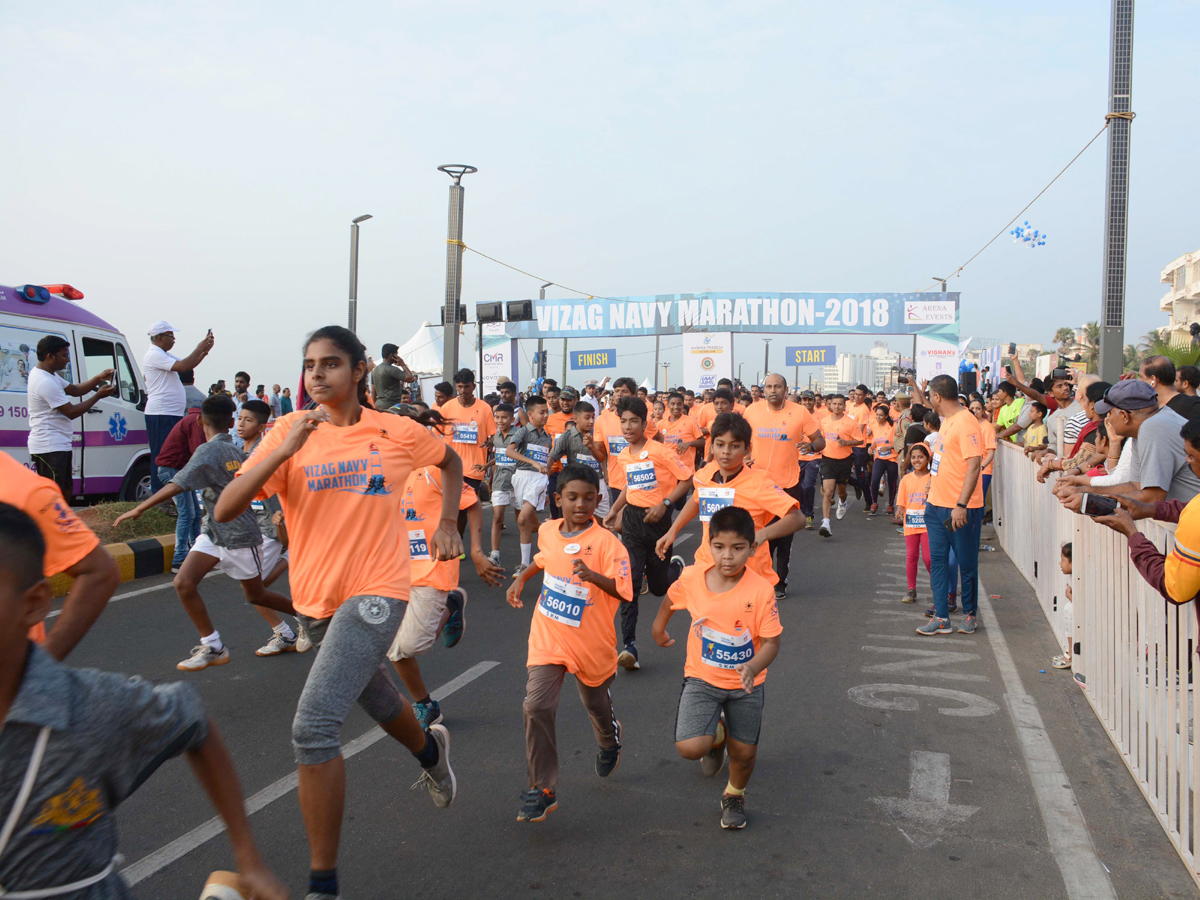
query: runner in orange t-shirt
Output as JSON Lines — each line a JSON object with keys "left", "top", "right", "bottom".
{"left": 217, "top": 325, "right": 460, "bottom": 895}
{"left": 652, "top": 506, "right": 781, "bottom": 830}
{"left": 864, "top": 403, "right": 899, "bottom": 515}
{"left": 603, "top": 396, "right": 693, "bottom": 669}
{"left": 846, "top": 386, "right": 873, "bottom": 502}
{"left": 660, "top": 391, "right": 705, "bottom": 476}
{"left": 797, "top": 391, "right": 822, "bottom": 528}
{"left": 389, "top": 464, "right": 503, "bottom": 728}
{"left": 545, "top": 387, "right": 577, "bottom": 520}
{"left": 438, "top": 369, "right": 497, "bottom": 489}
{"left": 0, "top": 452, "right": 118, "bottom": 658}
{"left": 894, "top": 442, "right": 932, "bottom": 603}
{"left": 507, "top": 462, "right": 633, "bottom": 822}
{"left": 817, "top": 394, "right": 864, "bottom": 537}
{"left": 593, "top": 376, "right": 658, "bottom": 504}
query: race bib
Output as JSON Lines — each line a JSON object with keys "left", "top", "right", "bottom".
{"left": 452, "top": 421, "right": 479, "bottom": 444}
{"left": 607, "top": 435, "right": 630, "bottom": 457}
{"left": 526, "top": 443, "right": 549, "bottom": 465}
{"left": 698, "top": 486, "right": 736, "bottom": 522}
{"left": 496, "top": 446, "right": 516, "bottom": 466}
{"left": 578, "top": 452, "right": 603, "bottom": 475}
{"left": 904, "top": 508, "right": 926, "bottom": 529}
{"left": 625, "top": 459, "right": 657, "bottom": 491}
{"left": 700, "top": 624, "right": 755, "bottom": 669}
{"left": 409, "top": 529, "right": 431, "bottom": 561}
{"left": 930, "top": 452, "right": 941, "bottom": 476}
{"left": 537, "top": 573, "right": 589, "bottom": 628}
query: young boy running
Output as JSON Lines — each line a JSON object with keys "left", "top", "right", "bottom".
{"left": 550, "top": 401, "right": 611, "bottom": 520}
{"left": 391, "top": 463, "right": 504, "bottom": 726}
{"left": 659, "top": 391, "right": 705, "bottom": 474}
{"left": 0, "top": 501, "right": 287, "bottom": 899}
{"left": 652, "top": 506, "right": 782, "bottom": 830}
{"left": 115, "top": 394, "right": 295, "bottom": 670}
{"left": 487, "top": 402, "right": 519, "bottom": 566}
{"left": 506, "top": 464, "right": 633, "bottom": 822}
{"left": 817, "top": 394, "right": 864, "bottom": 537}
{"left": 506, "top": 395, "right": 553, "bottom": 576}
{"left": 603, "top": 397, "right": 693, "bottom": 670}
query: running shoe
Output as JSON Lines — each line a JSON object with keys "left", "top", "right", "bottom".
{"left": 517, "top": 787, "right": 557, "bottom": 822}
{"left": 488, "top": 550, "right": 501, "bottom": 567}
{"left": 596, "top": 720, "right": 622, "bottom": 777}
{"left": 170, "top": 565, "right": 181, "bottom": 574}
{"left": 177, "top": 644, "right": 229, "bottom": 671}
{"left": 442, "top": 589, "right": 467, "bottom": 649}
{"left": 902, "top": 589, "right": 917, "bottom": 603}
{"left": 819, "top": 520, "right": 832, "bottom": 538}
{"left": 916, "top": 617, "right": 953, "bottom": 636}
{"left": 720, "top": 792, "right": 747, "bottom": 829}
{"left": 411, "top": 723, "right": 455, "bottom": 808}
{"left": 618, "top": 643, "right": 640, "bottom": 671}
{"left": 805, "top": 516, "right": 814, "bottom": 530}
{"left": 641, "top": 581, "right": 649, "bottom": 595}
{"left": 414, "top": 699, "right": 444, "bottom": 729}
{"left": 255, "top": 632, "right": 297, "bottom": 657}
{"left": 295, "top": 622, "right": 312, "bottom": 653}
{"left": 1052, "top": 654, "right": 1072, "bottom": 669}
{"left": 957, "top": 615, "right": 977, "bottom": 634}
{"left": 669, "top": 554, "right": 686, "bottom": 583}
{"left": 886, "top": 506, "right": 895, "bottom": 517}
{"left": 924, "top": 603, "right": 958, "bottom": 617}
{"left": 853, "top": 484, "right": 863, "bottom": 501}
{"left": 512, "top": 563, "right": 528, "bottom": 579}
{"left": 868, "top": 504, "right": 878, "bottom": 516}
{"left": 836, "top": 500, "right": 848, "bottom": 520}
{"left": 702, "top": 719, "right": 727, "bottom": 777}
{"left": 774, "top": 586, "right": 786, "bottom": 602}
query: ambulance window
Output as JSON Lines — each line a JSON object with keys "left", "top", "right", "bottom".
{"left": 115, "top": 344, "right": 139, "bottom": 403}
{"left": 81, "top": 337, "right": 116, "bottom": 384}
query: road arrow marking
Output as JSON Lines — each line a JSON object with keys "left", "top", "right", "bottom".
{"left": 871, "top": 750, "right": 979, "bottom": 849}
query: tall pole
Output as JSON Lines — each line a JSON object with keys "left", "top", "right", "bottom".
{"left": 654, "top": 335, "right": 660, "bottom": 391}
{"left": 438, "top": 165, "right": 476, "bottom": 382}
{"left": 762, "top": 339, "right": 771, "bottom": 382}
{"left": 347, "top": 214, "right": 372, "bottom": 334}
{"left": 1098, "top": 0, "right": 1134, "bottom": 383}
{"left": 538, "top": 283, "right": 551, "bottom": 385}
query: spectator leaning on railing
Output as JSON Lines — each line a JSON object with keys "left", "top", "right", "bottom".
{"left": 1054, "top": 380, "right": 1200, "bottom": 511}
{"left": 994, "top": 381, "right": 1025, "bottom": 443}
{"left": 1140, "top": 355, "right": 1200, "bottom": 422}
{"left": 1037, "top": 380, "right": 1112, "bottom": 483}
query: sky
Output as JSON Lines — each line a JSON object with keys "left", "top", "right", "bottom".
{"left": 2, "top": 0, "right": 1197, "bottom": 391}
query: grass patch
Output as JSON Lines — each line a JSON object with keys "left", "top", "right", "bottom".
{"left": 79, "top": 501, "right": 177, "bottom": 546}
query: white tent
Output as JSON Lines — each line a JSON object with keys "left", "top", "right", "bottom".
{"left": 395, "top": 321, "right": 446, "bottom": 376}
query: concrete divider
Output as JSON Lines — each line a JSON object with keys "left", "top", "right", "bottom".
{"left": 50, "top": 534, "right": 176, "bottom": 598}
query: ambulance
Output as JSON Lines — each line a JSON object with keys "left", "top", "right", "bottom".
{"left": 0, "top": 283, "right": 153, "bottom": 501}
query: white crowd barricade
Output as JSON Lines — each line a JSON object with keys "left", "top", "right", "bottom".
{"left": 995, "top": 440, "right": 1200, "bottom": 885}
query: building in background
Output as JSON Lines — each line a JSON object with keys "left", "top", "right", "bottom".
{"left": 1161, "top": 248, "right": 1200, "bottom": 347}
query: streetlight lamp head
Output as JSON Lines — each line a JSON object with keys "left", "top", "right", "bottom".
{"left": 438, "top": 164, "right": 478, "bottom": 184}
{"left": 353, "top": 214, "right": 373, "bottom": 224}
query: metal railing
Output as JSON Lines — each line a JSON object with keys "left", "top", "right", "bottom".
{"left": 995, "top": 440, "right": 1199, "bottom": 884}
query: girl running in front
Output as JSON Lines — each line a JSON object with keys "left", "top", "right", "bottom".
{"left": 894, "top": 442, "right": 933, "bottom": 604}
{"left": 865, "top": 403, "right": 898, "bottom": 517}
{"left": 214, "top": 326, "right": 459, "bottom": 900}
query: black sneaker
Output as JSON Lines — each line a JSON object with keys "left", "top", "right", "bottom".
{"left": 668, "top": 554, "right": 686, "bottom": 583}
{"left": 618, "top": 643, "right": 640, "bottom": 671}
{"left": 517, "top": 787, "right": 557, "bottom": 822}
{"left": 442, "top": 588, "right": 467, "bottom": 648}
{"left": 720, "top": 792, "right": 747, "bottom": 829}
{"left": 773, "top": 586, "right": 786, "bottom": 602}
{"left": 596, "top": 720, "right": 622, "bottom": 777}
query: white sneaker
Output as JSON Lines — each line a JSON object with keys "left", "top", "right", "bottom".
{"left": 295, "top": 622, "right": 312, "bottom": 653}
{"left": 177, "top": 644, "right": 230, "bottom": 671}
{"left": 488, "top": 550, "right": 501, "bottom": 566}
{"left": 819, "top": 519, "right": 832, "bottom": 537}
{"left": 255, "top": 632, "right": 297, "bottom": 656}
{"left": 836, "top": 500, "right": 848, "bottom": 520}
{"left": 411, "top": 723, "right": 456, "bottom": 808}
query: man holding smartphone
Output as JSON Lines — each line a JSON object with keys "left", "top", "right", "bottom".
{"left": 143, "top": 322, "right": 215, "bottom": 494}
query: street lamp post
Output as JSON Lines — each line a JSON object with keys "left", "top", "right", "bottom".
{"left": 438, "top": 165, "right": 476, "bottom": 382}
{"left": 538, "top": 283, "right": 551, "bottom": 385}
{"left": 347, "top": 214, "right": 373, "bottom": 334}
{"left": 762, "top": 339, "right": 771, "bottom": 382}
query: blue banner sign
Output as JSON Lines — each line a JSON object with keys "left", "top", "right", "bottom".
{"left": 571, "top": 348, "right": 616, "bottom": 369}
{"left": 785, "top": 344, "right": 836, "bottom": 366}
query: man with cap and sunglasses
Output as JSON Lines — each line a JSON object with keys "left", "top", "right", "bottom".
{"left": 1056, "top": 379, "right": 1200, "bottom": 508}
{"left": 143, "top": 322, "right": 214, "bottom": 493}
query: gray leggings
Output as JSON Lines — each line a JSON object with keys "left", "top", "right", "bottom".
{"left": 292, "top": 595, "right": 407, "bottom": 765}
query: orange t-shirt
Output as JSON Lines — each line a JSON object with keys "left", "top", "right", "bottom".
{"left": 610, "top": 439, "right": 693, "bottom": 507}
{"left": 0, "top": 453, "right": 101, "bottom": 642}
{"left": 667, "top": 564, "right": 782, "bottom": 690}
{"left": 437, "top": 397, "right": 496, "bottom": 480}
{"left": 691, "top": 462, "right": 798, "bottom": 585}
{"left": 528, "top": 520, "right": 633, "bottom": 686}
{"left": 798, "top": 409, "right": 821, "bottom": 462}
{"left": 239, "top": 408, "right": 448, "bottom": 618}
{"left": 897, "top": 471, "right": 931, "bottom": 535}
{"left": 978, "top": 418, "right": 997, "bottom": 476}
{"left": 743, "top": 400, "right": 819, "bottom": 489}
{"left": 928, "top": 408, "right": 984, "bottom": 509}
{"left": 820, "top": 414, "right": 862, "bottom": 460}
{"left": 848, "top": 403, "right": 871, "bottom": 428}
{"left": 594, "top": 409, "right": 657, "bottom": 484}
{"left": 546, "top": 411, "right": 573, "bottom": 473}
{"left": 865, "top": 421, "right": 897, "bottom": 460}
{"left": 659, "top": 414, "right": 703, "bottom": 475}
{"left": 402, "top": 466, "right": 478, "bottom": 592}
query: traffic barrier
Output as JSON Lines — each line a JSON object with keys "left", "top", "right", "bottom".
{"left": 995, "top": 440, "right": 1199, "bottom": 885}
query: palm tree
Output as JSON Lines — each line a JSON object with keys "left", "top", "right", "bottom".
{"left": 1138, "top": 329, "right": 1164, "bottom": 354}
{"left": 1081, "top": 321, "right": 1101, "bottom": 372}
{"left": 1142, "top": 339, "right": 1200, "bottom": 369}
{"left": 1053, "top": 327, "right": 1076, "bottom": 355}
{"left": 1123, "top": 344, "right": 1140, "bottom": 373}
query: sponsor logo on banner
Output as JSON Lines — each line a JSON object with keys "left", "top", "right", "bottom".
{"left": 571, "top": 349, "right": 616, "bottom": 369}
{"left": 785, "top": 344, "right": 835, "bottom": 366}
{"left": 682, "top": 331, "right": 732, "bottom": 390}
{"left": 904, "top": 301, "right": 955, "bottom": 324}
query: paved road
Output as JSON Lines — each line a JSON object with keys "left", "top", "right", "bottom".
{"left": 53, "top": 503, "right": 1200, "bottom": 899}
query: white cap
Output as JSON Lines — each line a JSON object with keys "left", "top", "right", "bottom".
{"left": 147, "top": 320, "right": 177, "bottom": 337}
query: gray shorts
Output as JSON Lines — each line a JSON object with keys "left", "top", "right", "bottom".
{"left": 674, "top": 677, "right": 765, "bottom": 746}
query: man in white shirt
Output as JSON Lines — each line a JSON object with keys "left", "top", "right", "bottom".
{"left": 143, "top": 321, "right": 214, "bottom": 492}
{"left": 27, "top": 335, "right": 116, "bottom": 498}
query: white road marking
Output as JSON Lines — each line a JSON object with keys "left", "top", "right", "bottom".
{"left": 977, "top": 589, "right": 1117, "bottom": 899}
{"left": 848, "top": 683, "right": 999, "bottom": 717}
{"left": 870, "top": 750, "right": 979, "bottom": 848}
{"left": 860, "top": 646, "right": 988, "bottom": 682}
{"left": 673, "top": 533, "right": 694, "bottom": 546}
{"left": 46, "top": 573, "right": 220, "bottom": 619}
{"left": 122, "top": 660, "right": 500, "bottom": 886}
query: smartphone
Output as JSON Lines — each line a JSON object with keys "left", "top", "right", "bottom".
{"left": 1080, "top": 493, "right": 1117, "bottom": 517}
{"left": 1004, "top": 365, "right": 1013, "bottom": 377}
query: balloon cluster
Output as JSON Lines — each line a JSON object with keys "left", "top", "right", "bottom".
{"left": 1010, "top": 221, "right": 1046, "bottom": 248}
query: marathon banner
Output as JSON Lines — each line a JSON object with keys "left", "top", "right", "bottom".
{"left": 571, "top": 348, "right": 616, "bottom": 370}
{"left": 480, "top": 322, "right": 517, "bottom": 395}
{"left": 682, "top": 332, "right": 732, "bottom": 391}
{"left": 916, "top": 335, "right": 959, "bottom": 385}
{"left": 784, "top": 344, "right": 836, "bottom": 366}
{"left": 500, "top": 293, "right": 959, "bottom": 339}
